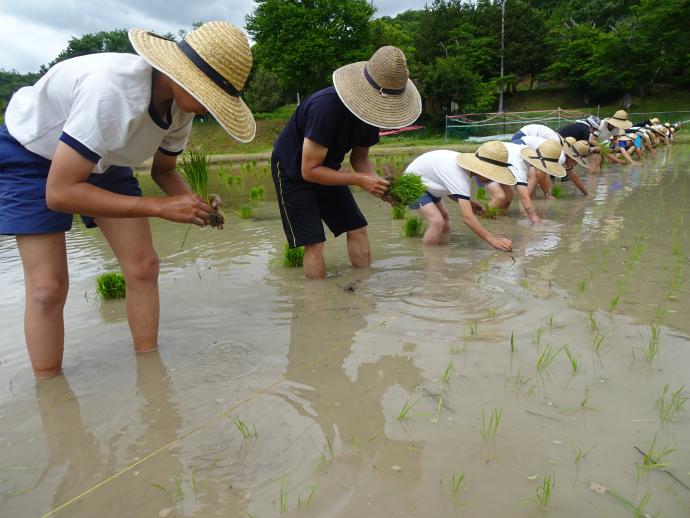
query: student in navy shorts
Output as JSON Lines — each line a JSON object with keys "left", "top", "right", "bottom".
{"left": 0, "top": 22, "right": 255, "bottom": 377}
{"left": 271, "top": 46, "right": 422, "bottom": 278}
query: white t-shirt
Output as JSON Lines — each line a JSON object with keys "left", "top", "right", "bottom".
{"left": 5, "top": 53, "right": 194, "bottom": 174}
{"left": 504, "top": 142, "right": 529, "bottom": 185}
{"left": 595, "top": 120, "right": 621, "bottom": 141}
{"left": 404, "top": 150, "right": 471, "bottom": 200}
{"left": 520, "top": 136, "right": 566, "bottom": 166}
{"left": 519, "top": 124, "right": 561, "bottom": 142}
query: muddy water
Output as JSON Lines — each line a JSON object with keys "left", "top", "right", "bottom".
{"left": 0, "top": 147, "right": 689, "bottom": 517}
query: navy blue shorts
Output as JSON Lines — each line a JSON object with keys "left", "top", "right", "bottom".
{"left": 0, "top": 125, "right": 142, "bottom": 235}
{"left": 271, "top": 155, "right": 367, "bottom": 248}
{"left": 511, "top": 130, "right": 526, "bottom": 144}
{"left": 408, "top": 192, "right": 442, "bottom": 210}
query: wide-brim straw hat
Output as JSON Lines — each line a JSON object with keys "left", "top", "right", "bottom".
{"left": 650, "top": 117, "right": 660, "bottom": 124}
{"left": 562, "top": 137, "right": 590, "bottom": 168}
{"left": 333, "top": 46, "right": 422, "bottom": 130}
{"left": 606, "top": 109, "right": 633, "bottom": 130}
{"left": 129, "top": 21, "right": 256, "bottom": 143}
{"left": 457, "top": 141, "right": 516, "bottom": 185}
{"left": 651, "top": 125, "right": 668, "bottom": 137}
{"left": 521, "top": 139, "right": 567, "bottom": 177}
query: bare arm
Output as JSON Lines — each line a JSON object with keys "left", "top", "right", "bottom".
{"left": 566, "top": 169, "right": 588, "bottom": 196}
{"left": 45, "top": 142, "right": 211, "bottom": 226}
{"left": 516, "top": 185, "right": 540, "bottom": 223}
{"left": 301, "top": 138, "right": 388, "bottom": 196}
{"left": 457, "top": 198, "right": 512, "bottom": 251}
{"left": 150, "top": 151, "right": 193, "bottom": 196}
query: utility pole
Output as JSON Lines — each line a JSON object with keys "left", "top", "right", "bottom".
{"left": 498, "top": 0, "right": 506, "bottom": 113}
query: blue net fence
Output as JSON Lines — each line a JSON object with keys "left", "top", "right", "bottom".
{"left": 445, "top": 108, "right": 690, "bottom": 142}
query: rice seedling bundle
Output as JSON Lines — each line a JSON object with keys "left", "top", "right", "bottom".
{"left": 403, "top": 215, "right": 424, "bottom": 237}
{"left": 180, "top": 149, "right": 225, "bottom": 228}
{"left": 392, "top": 205, "right": 406, "bottom": 219}
{"left": 551, "top": 185, "right": 564, "bottom": 198}
{"left": 283, "top": 244, "right": 305, "bottom": 267}
{"left": 95, "top": 271, "right": 126, "bottom": 300}
{"left": 386, "top": 173, "right": 426, "bottom": 207}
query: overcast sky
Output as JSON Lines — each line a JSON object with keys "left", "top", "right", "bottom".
{"left": 0, "top": 0, "right": 427, "bottom": 73}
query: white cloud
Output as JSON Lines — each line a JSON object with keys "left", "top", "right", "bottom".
{"left": 0, "top": 0, "right": 428, "bottom": 73}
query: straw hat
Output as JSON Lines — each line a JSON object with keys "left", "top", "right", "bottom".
{"left": 456, "top": 141, "right": 516, "bottom": 185}
{"left": 606, "top": 110, "right": 633, "bottom": 129}
{"left": 333, "top": 46, "right": 422, "bottom": 130}
{"left": 562, "top": 137, "right": 590, "bottom": 168}
{"left": 640, "top": 131, "right": 651, "bottom": 145}
{"left": 521, "top": 140, "right": 567, "bottom": 177}
{"left": 650, "top": 117, "right": 660, "bottom": 124}
{"left": 129, "top": 21, "right": 256, "bottom": 143}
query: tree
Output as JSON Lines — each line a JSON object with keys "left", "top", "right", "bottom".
{"left": 42, "top": 30, "right": 134, "bottom": 72}
{"left": 416, "top": 56, "right": 496, "bottom": 114}
{"left": 370, "top": 18, "right": 415, "bottom": 58}
{"left": 246, "top": 0, "right": 375, "bottom": 97}
{"left": 244, "top": 66, "right": 286, "bottom": 112}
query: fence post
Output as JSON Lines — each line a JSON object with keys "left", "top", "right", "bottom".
{"left": 445, "top": 115, "right": 448, "bottom": 144}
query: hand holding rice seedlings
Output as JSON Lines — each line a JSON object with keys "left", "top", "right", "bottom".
{"left": 283, "top": 244, "right": 305, "bottom": 267}
{"left": 95, "top": 271, "right": 126, "bottom": 300}
{"left": 385, "top": 173, "right": 426, "bottom": 207}
{"left": 656, "top": 383, "right": 687, "bottom": 422}
{"left": 479, "top": 407, "right": 502, "bottom": 440}
{"left": 180, "top": 148, "right": 225, "bottom": 228}
{"left": 403, "top": 215, "right": 424, "bottom": 237}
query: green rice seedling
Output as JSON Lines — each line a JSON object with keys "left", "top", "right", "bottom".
{"left": 587, "top": 312, "right": 598, "bottom": 331}
{"left": 636, "top": 434, "right": 674, "bottom": 479}
{"left": 391, "top": 205, "right": 406, "bottom": 219}
{"left": 572, "top": 444, "right": 596, "bottom": 480}
{"left": 656, "top": 383, "right": 687, "bottom": 422}
{"left": 256, "top": 185, "right": 265, "bottom": 199}
{"left": 180, "top": 148, "right": 224, "bottom": 228}
{"left": 592, "top": 333, "right": 605, "bottom": 352}
{"left": 250, "top": 187, "right": 260, "bottom": 203}
{"left": 476, "top": 187, "right": 487, "bottom": 200}
{"left": 467, "top": 321, "right": 478, "bottom": 336}
{"left": 536, "top": 344, "right": 562, "bottom": 372}
{"left": 531, "top": 474, "right": 555, "bottom": 510}
{"left": 239, "top": 206, "right": 252, "bottom": 219}
{"left": 577, "top": 388, "right": 596, "bottom": 411}
{"left": 402, "top": 216, "right": 424, "bottom": 237}
{"left": 563, "top": 345, "right": 581, "bottom": 374}
{"left": 510, "top": 332, "right": 516, "bottom": 352}
{"left": 488, "top": 308, "right": 497, "bottom": 318}
{"left": 234, "top": 175, "right": 243, "bottom": 187}
{"left": 479, "top": 407, "right": 502, "bottom": 440}
{"left": 280, "top": 477, "right": 288, "bottom": 513}
{"left": 386, "top": 173, "right": 426, "bottom": 207}
{"left": 397, "top": 399, "right": 419, "bottom": 421}
{"left": 546, "top": 316, "right": 554, "bottom": 330}
{"left": 578, "top": 278, "right": 587, "bottom": 292}
{"left": 443, "top": 360, "right": 455, "bottom": 385}
{"left": 95, "top": 271, "right": 126, "bottom": 300}
{"left": 479, "top": 201, "right": 500, "bottom": 219}
{"left": 520, "top": 277, "right": 529, "bottom": 288}
{"left": 532, "top": 326, "right": 544, "bottom": 346}
{"left": 450, "top": 472, "right": 465, "bottom": 504}
{"left": 551, "top": 185, "right": 564, "bottom": 198}
{"left": 230, "top": 415, "right": 257, "bottom": 441}
{"left": 298, "top": 484, "right": 317, "bottom": 508}
{"left": 283, "top": 244, "right": 305, "bottom": 267}
{"left": 510, "top": 367, "right": 533, "bottom": 394}
{"left": 608, "top": 294, "right": 620, "bottom": 312}
{"left": 225, "top": 175, "right": 234, "bottom": 187}
{"left": 634, "top": 329, "right": 661, "bottom": 363}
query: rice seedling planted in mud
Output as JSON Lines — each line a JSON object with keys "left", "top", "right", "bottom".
{"left": 403, "top": 215, "right": 424, "bottom": 237}
{"left": 283, "top": 244, "right": 305, "bottom": 267}
{"left": 636, "top": 434, "right": 674, "bottom": 479}
{"left": 180, "top": 148, "right": 224, "bottom": 228}
{"left": 633, "top": 324, "right": 661, "bottom": 363}
{"left": 467, "top": 321, "right": 478, "bottom": 336}
{"left": 563, "top": 345, "right": 581, "bottom": 374}
{"left": 510, "top": 332, "right": 516, "bottom": 352}
{"left": 95, "top": 271, "right": 126, "bottom": 299}
{"left": 531, "top": 474, "right": 555, "bottom": 510}
{"left": 532, "top": 326, "right": 544, "bottom": 346}
{"left": 397, "top": 399, "right": 419, "bottom": 421}
{"left": 385, "top": 173, "right": 426, "bottom": 207}
{"left": 656, "top": 383, "right": 687, "bottom": 422}
{"left": 592, "top": 332, "right": 605, "bottom": 352}
{"left": 280, "top": 477, "right": 288, "bottom": 513}
{"left": 230, "top": 415, "right": 257, "bottom": 441}
{"left": 239, "top": 206, "right": 252, "bottom": 219}
{"left": 479, "top": 407, "right": 502, "bottom": 440}
{"left": 536, "top": 344, "right": 562, "bottom": 372}
{"left": 573, "top": 444, "right": 596, "bottom": 480}
{"left": 587, "top": 312, "right": 598, "bottom": 331}
{"left": 450, "top": 472, "right": 465, "bottom": 504}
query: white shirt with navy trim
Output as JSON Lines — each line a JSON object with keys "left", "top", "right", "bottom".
{"left": 504, "top": 142, "right": 529, "bottom": 185}
{"left": 404, "top": 150, "right": 471, "bottom": 200}
{"left": 5, "top": 53, "right": 194, "bottom": 174}
{"left": 519, "top": 124, "right": 561, "bottom": 142}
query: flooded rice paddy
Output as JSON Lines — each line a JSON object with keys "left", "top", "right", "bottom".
{"left": 0, "top": 146, "right": 689, "bottom": 517}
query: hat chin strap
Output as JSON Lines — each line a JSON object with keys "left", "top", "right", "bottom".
{"left": 527, "top": 148, "right": 558, "bottom": 169}
{"left": 364, "top": 66, "right": 406, "bottom": 97}
{"left": 474, "top": 152, "right": 511, "bottom": 168}
{"left": 178, "top": 39, "right": 242, "bottom": 98}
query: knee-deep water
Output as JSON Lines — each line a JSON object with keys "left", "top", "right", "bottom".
{"left": 0, "top": 146, "right": 689, "bottom": 517}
